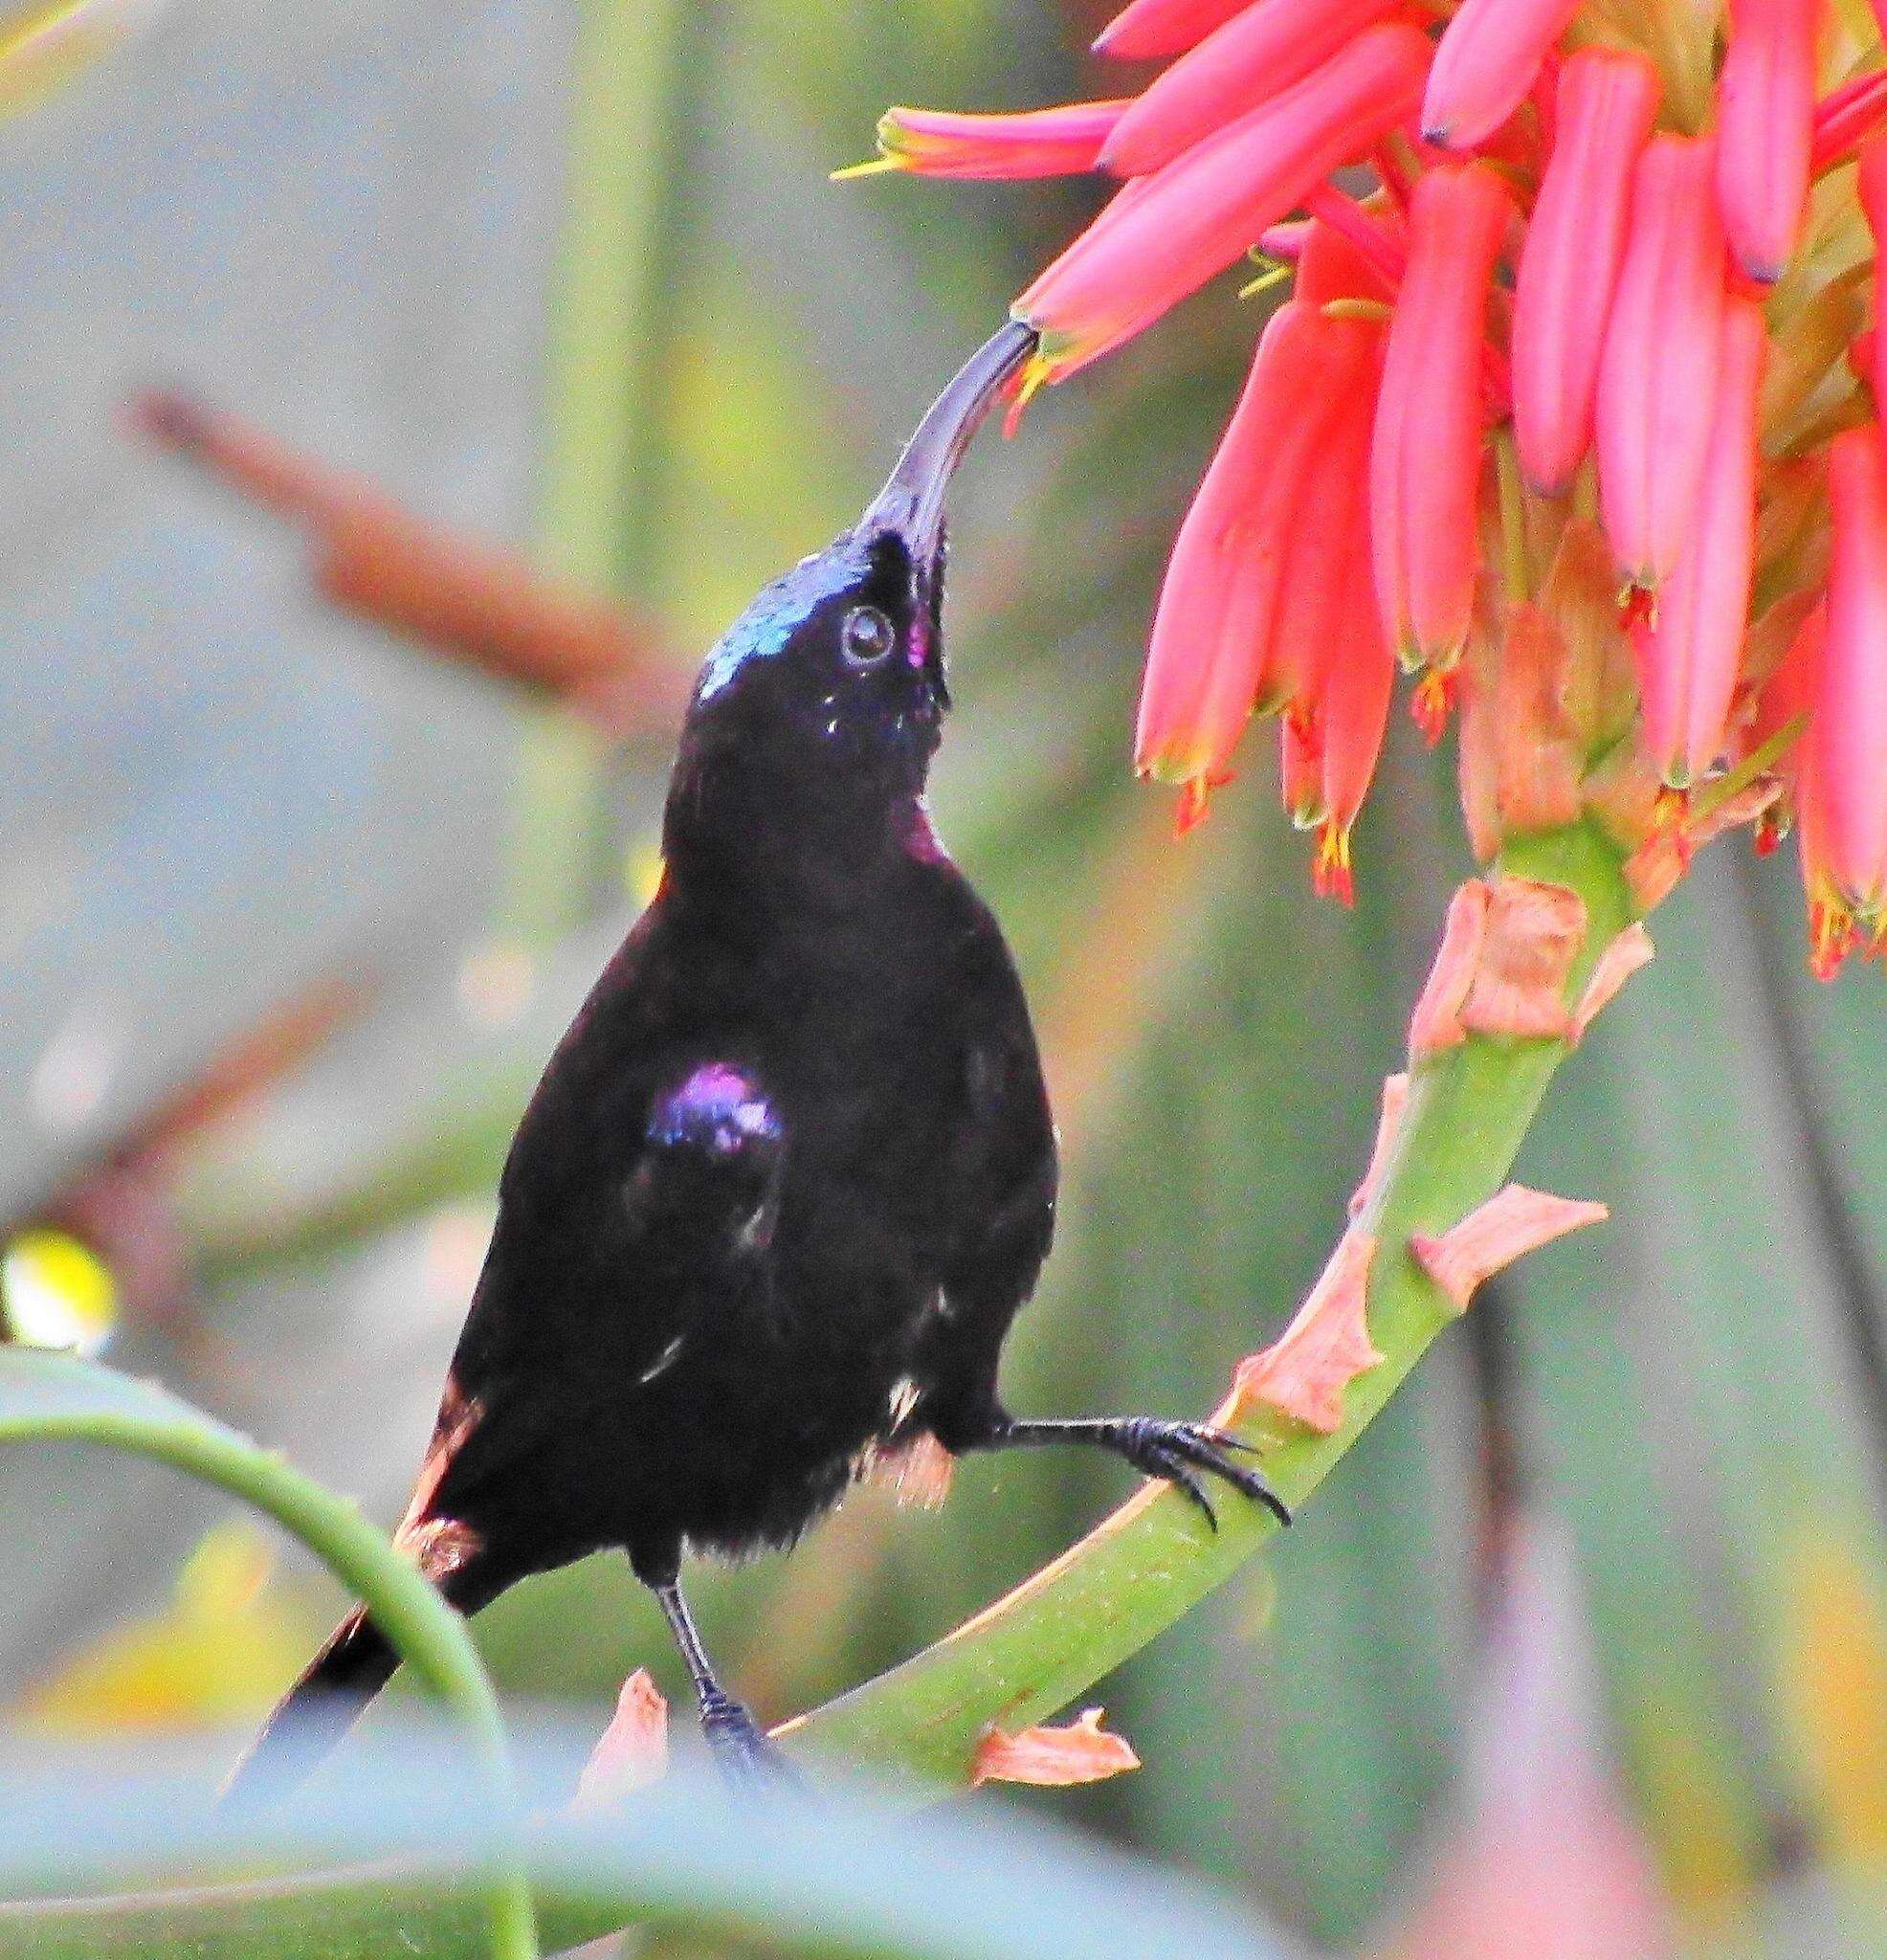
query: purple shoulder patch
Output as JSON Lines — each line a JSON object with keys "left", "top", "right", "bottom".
{"left": 649, "top": 1064, "right": 782, "bottom": 1158}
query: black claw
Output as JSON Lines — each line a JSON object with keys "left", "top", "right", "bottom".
{"left": 1119, "top": 1419, "right": 1292, "bottom": 1529}
{"left": 1150, "top": 1450, "right": 1218, "bottom": 1530}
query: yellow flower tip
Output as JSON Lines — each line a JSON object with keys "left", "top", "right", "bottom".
{"left": 829, "top": 156, "right": 904, "bottom": 182}
{"left": 1312, "top": 819, "right": 1355, "bottom": 906}
{"left": 999, "top": 349, "right": 1055, "bottom": 437}
{"left": 1811, "top": 891, "right": 1857, "bottom": 981}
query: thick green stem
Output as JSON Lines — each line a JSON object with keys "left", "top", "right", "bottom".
{"left": 781, "top": 819, "right": 1633, "bottom": 1786}
{"left": 0, "top": 821, "right": 1632, "bottom": 1954}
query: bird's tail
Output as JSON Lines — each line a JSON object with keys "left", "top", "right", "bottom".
{"left": 222, "top": 1519, "right": 501, "bottom": 1810}
{"left": 220, "top": 1602, "right": 404, "bottom": 1809}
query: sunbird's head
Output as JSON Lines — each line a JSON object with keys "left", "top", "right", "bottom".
{"left": 669, "top": 322, "right": 1035, "bottom": 863}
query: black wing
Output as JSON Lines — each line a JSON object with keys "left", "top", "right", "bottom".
{"left": 404, "top": 996, "right": 786, "bottom": 1544}
{"left": 912, "top": 887, "right": 1058, "bottom": 1451}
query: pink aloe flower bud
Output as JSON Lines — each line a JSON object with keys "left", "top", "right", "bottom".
{"left": 1370, "top": 162, "right": 1514, "bottom": 670}
{"left": 1014, "top": 23, "right": 1431, "bottom": 381}
{"left": 832, "top": 100, "right": 1130, "bottom": 181}
{"left": 1100, "top": 0, "right": 1407, "bottom": 177}
{"left": 1715, "top": 0, "right": 1818, "bottom": 282}
{"left": 1135, "top": 301, "right": 1383, "bottom": 827}
{"left": 1093, "top": 0, "right": 1257, "bottom": 60}
{"left": 1594, "top": 136, "right": 1729, "bottom": 592}
{"left": 1510, "top": 48, "right": 1660, "bottom": 496}
{"left": 1807, "top": 425, "right": 1887, "bottom": 946}
{"left": 1628, "top": 298, "right": 1766, "bottom": 787}
{"left": 1422, "top": 0, "right": 1582, "bottom": 151}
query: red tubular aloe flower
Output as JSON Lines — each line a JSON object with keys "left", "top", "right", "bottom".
{"left": 1267, "top": 318, "right": 1386, "bottom": 724}
{"left": 1422, "top": 0, "right": 1582, "bottom": 150}
{"left": 1316, "top": 521, "right": 1396, "bottom": 904}
{"left": 1296, "top": 208, "right": 1401, "bottom": 301}
{"left": 1594, "top": 136, "right": 1729, "bottom": 592}
{"left": 1093, "top": 0, "right": 1257, "bottom": 60}
{"left": 1135, "top": 302, "right": 1382, "bottom": 826}
{"left": 1715, "top": 0, "right": 1818, "bottom": 281}
{"left": 1510, "top": 48, "right": 1660, "bottom": 496}
{"left": 1628, "top": 298, "right": 1766, "bottom": 788}
{"left": 1814, "top": 70, "right": 1887, "bottom": 170}
{"left": 1100, "top": 0, "right": 1407, "bottom": 176}
{"left": 1808, "top": 425, "right": 1887, "bottom": 957}
{"left": 1369, "top": 162, "right": 1514, "bottom": 671}
{"left": 833, "top": 101, "right": 1131, "bottom": 181}
{"left": 1013, "top": 23, "right": 1430, "bottom": 381}
{"left": 1280, "top": 710, "right": 1324, "bottom": 830}
{"left": 1861, "top": 142, "right": 1887, "bottom": 405}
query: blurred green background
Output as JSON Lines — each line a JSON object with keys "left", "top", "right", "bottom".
{"left": 4, "top": 2, "right": 1887, "bottom": 1955}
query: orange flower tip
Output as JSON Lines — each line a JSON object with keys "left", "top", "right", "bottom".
{"left": 1753, "top": 812, "right": 1788, "bottom": 857}
{"left": 1313, "top": 819, "right": 1356, "bottom": 906}
{"left": 1410, "top": 668, "right": 1457, "bottom": 747}
{"left": 1569, "top": 923, "right": 1654, "bottom": 1043}
{"left": 1349, "top": 1071, "right": 1411, "bottom": 1220}
{"left": 1410, "top": 1184, "right": 1609, "bottom": 1313}
{"left": 970, "top": 1707, "right": 1141, "bottom": 1787}
{"left": 573, "top": 1669, "right": 670, "bottom": 1810}
{"left": 1174, "top": 775, "right": 1215, "bottom": 835}
{"left": 1231, "top": 1231, "right": 1382, "bottom": 1434}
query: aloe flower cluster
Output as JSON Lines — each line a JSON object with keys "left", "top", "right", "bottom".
{"left": 849, "top": 0, "right": 1887, "bottom": 970}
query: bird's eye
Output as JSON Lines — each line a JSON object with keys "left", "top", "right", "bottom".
{"left": 840, "top": 605, "right": 896, "bottom": 669}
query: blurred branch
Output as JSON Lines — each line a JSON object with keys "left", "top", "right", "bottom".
{"left": 0, "top": 1350, "right": 537, "bottom": 1960}
{"left": 130, "top": 390, "right": 687, "bottom": 737}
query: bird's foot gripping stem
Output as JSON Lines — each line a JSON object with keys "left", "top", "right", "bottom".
{"left": 699, "top": 1686, "right": 800, "bottom": 1790}
{"left": 991, "top": 1415, "right": 1291, "bottom": 1531}
{"left": 651, "top": 1575, "right": 801, "bottom": 1794}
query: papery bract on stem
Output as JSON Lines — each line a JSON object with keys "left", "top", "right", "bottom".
{"left": 1630, "top": 298, "right": 1766, "bottom": 788}
{"left": 1510, "top": 48, "right": 1660, "bottom": 495}
{"left": 1422, "top": 0, "right": 1582, "bottom": 150}
{"left": 834, "top": 101, "right": 1131, "bottom": 181}
{"left": 1715, "top": 0, "right": 1818, "bottom": 281}
{"left": 1369, "top": 162, "right": 1513, "bottom": 672}
{"left": 1595, "top": 135, "right": 1728, "bottom": 592}
{"left": 1808, "top": 426, "right": 1887, "bottom": 954}
{"left": 1013, "top": 23, "right": 1430, "bottom": 380}
{"left": 1100, "top": 0, "right": 1406, "bottom": 176}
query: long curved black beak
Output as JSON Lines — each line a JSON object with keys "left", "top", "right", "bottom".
{"left": 858, "top": 319, "right": 1037, "bottom": 568}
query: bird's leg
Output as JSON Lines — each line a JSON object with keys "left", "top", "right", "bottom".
{"left": 981, "top": 1415, "right": 1291, "bottom": 1531}
{"left": 649, "top": 1573, "right": 796, "bottom": 1788}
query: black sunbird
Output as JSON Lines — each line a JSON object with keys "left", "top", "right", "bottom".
{"left": 233, "top": 320, "right": 1286, "bottom": 1793}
